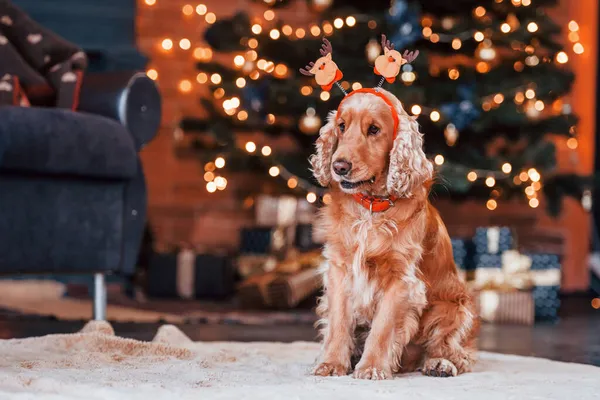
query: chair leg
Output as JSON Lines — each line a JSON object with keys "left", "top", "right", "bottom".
{"left": 93, "top": 273, "right": 107, "bottom": 321}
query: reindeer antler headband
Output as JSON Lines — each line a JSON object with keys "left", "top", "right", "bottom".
{"left": 299, "top": 35, "right": 419, "bottom": 138}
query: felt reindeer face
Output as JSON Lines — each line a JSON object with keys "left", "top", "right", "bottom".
{"left": 299, "top": 39, "right": 343, "bottom": 92}
{"left": 299, "top": 34, "right": 418, "bottom": 91}
{"left": 374, "top": 35, "right": 419, "bottom": 84}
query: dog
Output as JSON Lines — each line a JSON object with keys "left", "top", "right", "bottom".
{"left": 310, "top": 88, "right": 478, "bottom": 380}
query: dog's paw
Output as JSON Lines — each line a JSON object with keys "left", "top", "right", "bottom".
{"left": 353, "top": 364, "right": 392, "bottom": 380}
{"left": 422, "top": 358, "right": 458, "bottom": 377}
{"left": 313, "top": 362, "right": 348, "bottom": 377}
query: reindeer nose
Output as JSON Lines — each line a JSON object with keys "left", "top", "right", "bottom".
{"left": 333, "top": 159, "right": 352, "bottom": 176}
{"left": 319, "top": 64, "right": 325, "bottom": 70}
{"left": 388, "top": 56, "right": 395, "bottom": 63}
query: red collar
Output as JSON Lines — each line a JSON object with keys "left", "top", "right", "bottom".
{"left": 352, "top": 193, "right": 398, "bottom": 213}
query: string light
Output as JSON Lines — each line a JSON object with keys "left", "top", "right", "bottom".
{"left": 178, "top": 80, "right": 192, "bottom": 93}
{"left": 501, "top": 23, "right": 511, "bottom": 33}
{"left": 270, "top": 29, "right": 280, "bottom": 40}
{"left": 215, "top": 157, "right": 225, "bottom": 168}
{"left": 502, "top": 163, "right": 512, "bottom": 174}
{"left": 515, "top": 92, "right": 525, "bottom": 104}
{"left": 527, "top": 22, "right": 538, "bottom": 33}
{"left": 248, "top": 38, "right": 258, "bottom": 48}
{"left": 346, "top": 16, "right": 356, "bottom": 27}
{"left": 215, "top": 177, "right": 227, "bottom": 190}
{"left": 467, "top": 171, "right": 478, "bottom": 182}
{"left": 261, "top": 146, "right": 272, "bottom": 156}
{"left": 204, "top": 171, "right": 214, "bottom": 182}
{"left": 452, "top": 38, "right": 462, "bottom": 50}
{"left": 287, "top": 178, "right": 298, "bottom": 189}
{"left": 474, "top": 6, "right": 486, "bottom": 17}
{"left": 529, "top": 198, "right": 539, "bottom": 208}
{"left": 234, "top": 55, "right": 245, "bottom": 67}
{"left": 522, "top": 0, "right": 531, "bottom": 5}
{"left": 147, "top": 69, "right": 158, "bottom": 80}
{"left": 573, "top": 43, "right": 584, "bottom": 54}
{"left": 182, "top": 4, "right": 194, "bottom": 15}
{"left": 310, "top": 25, "right": 321, "bottom": 36}
{"left": 295, "top": 28, "right": 306, "bottom": 38}
{"left": 205, "top": 162, "right": 216, "bottom": 172}
{"left": 145, "top": 0, "right": 156, "bottom": 5}
{"left": 430, "top": 110, "right": 440, "bottom": 122}
{"left": 411, "top": 105, "right": 422, "bottom": 115}
{"left": 266, "top": 114, "right": 276, "bottom": 124}
{"left": 448, "top": 68, "right": 460, "bottom": 80}
{"left": 493, "top": 93, "right": 504, "bottom": 104}
{"left": 177, "top": 39, "right": 191, "bottom": 51}
{"left": 534, "top": 100, "right": 545, "bottom": 111}
{"left": 161, "top": 38, "right": 173, "bottom": 50}
{"left": 485, "top": 176, "right": 496, "bottom": 187}
{"left": 323, "top": 193, "right": 332, "bottom": 204}
{"left": 567, "top": 138, "right": 578, "bottom": 149}
{"left": 320, "top": 92, "right": 330, "bottom": 101}
{"left": 487, "top": 199, "right": 498, "bottom": 211}
{"left": 434, "top": 155, "right": 445, "bottom": 165}
{"left": 252, "top": 24, "right": 262, "bottom": 34}
{"left": 474, "top": 31, "right": 485, "bottom": 42}
{"left": 282, "top": 25, "right": 293, "bottom": 36}
{"left": 569, "top": 31, "right": 580, "bottom": 42}
{"left": 333, "top": 18, "right": 344, "bottom": 29}
{"left": 322, "top": 22, "right": 333, "bottom": 35}
{"left": 205, "top": 12, "right": 216, "bottom": 24}
{"left": 206, "top": 181, "right": 217, "bottom": 193}
{"left": 237, "top": 110, "right": 248, "bottom": 121}
{"left": 476, "top": 62, "right": 490, "bottom": 73}
{"left": 196, "top": 4, "right": 207, "bottom": 15}
{"left": 352, "top": 82, "right": 362, "bottom": 90}
{"left": 306, "top": 192, "right": 317, "bottom": 203}
{"left": 525, "top": 89, "right": 536, "bottom": 99}
{"left": 269, "top": 166, "right": 280, "bottom": 177}
{"left": 556, "top": 51, "right": 569, "bottom": 64}
{"left": 245, "top": 141, "right": 256, "bottom": 153}
{"left": 263, "top": 9, "right": 275, "bottom": 21}
{"left": 210, "top": 73, "right": 222, "bottom": 84}
{"left": 568, "top": 20, "right": 579, "bottom": 31}
{"left": 236, "top": 77, "right": 246, "bottom": 88}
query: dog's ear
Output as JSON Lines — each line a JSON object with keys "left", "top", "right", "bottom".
{"left": 310, "top": 111, "right": 338, "bottom": 187}
{"left": 387, "top": 112, "right": 433, "bottom": 197}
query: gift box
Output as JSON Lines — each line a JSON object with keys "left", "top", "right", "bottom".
{"left": 451, "top": 238, "right": 473, "bottom": 281}
{"left": 146, "top": 251, "right": 236, "bottom": 299}
{"left": 470, "top": 250, "right": 561, "bottom": 323}
{"left": 239, "top": 226, "right": 292, "bottom": 256}
{"left": 532, "top": 285, "right": 560, "bottom": 321}
{"left": 255, "top": 195, "right": 298, "bottom": 226}
{"left": 473, "top": 227, "right": 514, "bottom": 254}
{"left": 476, "top": 289, "right": 535, "bottom": 325}
{"left": 295, "top": 224, "right": 322, "bottom": 252}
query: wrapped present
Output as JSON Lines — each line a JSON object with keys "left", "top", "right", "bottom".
{"left": 146, "top": 251, "right": 236, "bottom": 299}
{"left": 267, "top": 268, "right": 322, "bottom": 309}
{"left": 255, "top": 195, "right": 298, "bottom": 226}
{"left": 295, "top": 224, "right": 323, "bottom": 252}
{"left": 473, "top": 250, "right": 560, "bottom": 290}
{"left": 532, "top": 285, "right": 560, "bottom": 321}
{"left": 451, "top": 238, "right": 473, "bottom": 282}
{"left": 474, "top": 226, "right": 514, "bottom": 254}
{"left": 476, "top": 289, "right": 534, "bottom": 325}
{"left": 239, "top": 226, "right": 292, "bottom": 256}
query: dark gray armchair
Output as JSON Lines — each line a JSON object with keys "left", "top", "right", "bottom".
{"left": 0, "top": 72, "right": 161, "bottom": 319}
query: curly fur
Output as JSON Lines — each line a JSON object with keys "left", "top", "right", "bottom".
{"left": 311, "top": 89, "right": 478, "bottom": 381}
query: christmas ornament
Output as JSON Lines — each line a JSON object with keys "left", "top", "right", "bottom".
{"left": 299, "top": 107, "right": 321, "bottom": 135}
{"left": 444, "top": 123, "right": 459, "bottom": 146}
{"left": 299, "top": 38, "right": 343, "bottom": 92}
{"left": 374, "top": 34, "right": 419, "bottom": 84}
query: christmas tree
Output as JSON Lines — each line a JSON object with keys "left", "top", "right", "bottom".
{"left": 181, "top": 0, "right": 590, "bottom": 215}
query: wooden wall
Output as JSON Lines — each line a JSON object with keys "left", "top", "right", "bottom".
{"left": 136, "top": 0, "right": 597, "bottom": 291}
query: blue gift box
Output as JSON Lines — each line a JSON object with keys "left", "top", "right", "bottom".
{"left": 473, "top": 227, "right": 513, "bottom": 254}
{"left": 451, "top": 238, "right": 470, "bottom": 269}
{"left": 473, "top": 253, "right": 503, "bottom": 269}
{"left": 532, "top": 285, "right": 560, "bottom": 321}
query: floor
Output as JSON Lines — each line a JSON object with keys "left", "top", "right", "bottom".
{"left": 0, "top": 296, "right": 598, "bottom": 366}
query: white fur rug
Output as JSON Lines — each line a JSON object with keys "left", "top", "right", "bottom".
{"left": 0, "top": 322, "right": 598, "bottom": 400}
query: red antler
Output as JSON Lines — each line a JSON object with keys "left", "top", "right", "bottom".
{"left": 319, "top": 38, "right": 333, "bottom": 56}
{"left": 299, "top": 61, "right": 315, "bottom": 76}
{"left": 402, "top": 49, "right": 419, "bottom": 63}
{"left": 381, "top": 34, "right": 395, "bottom": 51}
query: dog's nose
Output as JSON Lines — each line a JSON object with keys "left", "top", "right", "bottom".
{"left": 333, "top": 159, "right": 352, "bottom": 176}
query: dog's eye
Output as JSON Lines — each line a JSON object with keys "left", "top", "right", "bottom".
{"left": 338, "top": 122, "right": 345, "bottom": 133}
{"left": 367, "top": 125, "right": 380, "bottom": 136}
